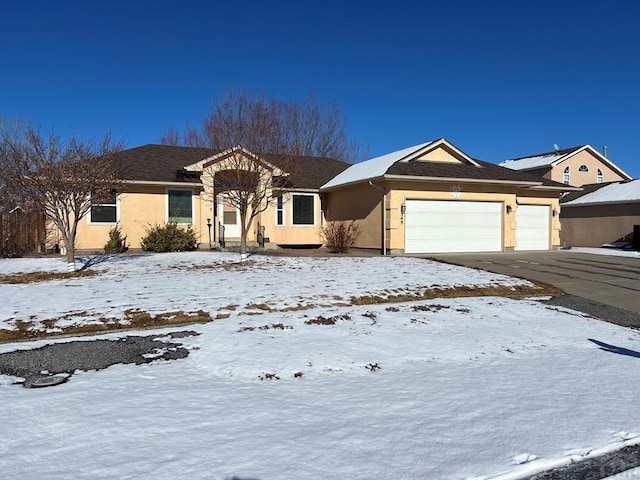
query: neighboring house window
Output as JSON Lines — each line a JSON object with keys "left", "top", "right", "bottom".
{"left": 578, "top": 165, "right": 589, "bottom": 172}
{"left": 563, "top": 166, "right": 570, "bottom": 185}
{"left": 167, "top": 189, "right": 193, "bottom": 223}
{"left": 597, "top": 169, "right": 603, "bottom": 183}
{"left": 90, "top": 191, "right": 118, "bottom": 223}
{"left": 276, "top": 195, "right": 285, "bottom": 226}
{"left": 292, "top": 194, "right": 315, "bottom": 225}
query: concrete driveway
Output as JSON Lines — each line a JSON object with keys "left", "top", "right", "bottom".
{"left": 428, "top": 250, "right": 640, "bottom": 313}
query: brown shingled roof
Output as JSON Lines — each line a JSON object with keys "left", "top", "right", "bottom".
{"left": 111, "top": 144, "right": 350, "bottom": 189}
{"left": 262, "top": 153, "right": 350, "bottom": 189}
{"left": 113, "top": 145, "right": 215, "bottom": 183}
{"left": 386, "top": 158, "right": 568, "bottom": 187}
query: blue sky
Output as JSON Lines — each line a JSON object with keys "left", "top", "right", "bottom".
{"left": 2, "top": 0, "right": 639, "bottom": 175}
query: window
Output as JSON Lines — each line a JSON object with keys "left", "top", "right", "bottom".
{"left": 223, "top": 204, "right": 237, "bottom": 225}
{"left": 563, "top": 166, "right": 570, "bottom": 185}
{"left": 90, "top": 191, "right": 117, "bottom": 223}
{"left": 276, "top": 195, "right": 284, "bottom": 226}
{"left": 167, "top": 189, "right": 193, "bottom": 223}
{"left": 292, "top": 194, "right": 314, "bottom": 225}
{"left": 578, "top": 165, "right": 589, "bottom": 172}
{"left": 597, "top": 169, "right": 603, "bottom": 183}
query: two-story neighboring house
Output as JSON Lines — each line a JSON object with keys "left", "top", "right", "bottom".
{"left": 499, "top": 145, "right": 632, "bottom": 187}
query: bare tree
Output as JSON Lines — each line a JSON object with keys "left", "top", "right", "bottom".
{"left": 194, "top": 92, "right": 288, "bottom": 260}
{"left": 165, "top": 91, "right": 364, "bottom": 260}
{"left": 0, "top": 120, "right": 124, "bottom": 271}
{"left": 160, "top": 91, "right": 364, "bottom": 163}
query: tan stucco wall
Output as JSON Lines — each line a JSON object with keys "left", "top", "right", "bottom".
{"left": 255, "top": 193, "right": 325, "bottom": 246}
{"left": 323, "top": 183, "right": 384, "bottom": 250}
{"left": 560, "top": 203, "right": 640, "bottom": 247}
{"left": 414, "top": 145, "right": 464, "bottom": 163}
{"left": 551, "top": 150, "right": 626, "bottom": 187}
{"left": 76, "top": 185, "right": 205, "bottom": 250}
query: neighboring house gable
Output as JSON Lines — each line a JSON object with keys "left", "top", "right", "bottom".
{"left": 321, "top": 138, "right": 575, "bottom": 254}
{"left": 499, "top": 145, "right": 632, "bottom": 187}
{"left": 559, "top": 179, "right": 640, "bottom": 247}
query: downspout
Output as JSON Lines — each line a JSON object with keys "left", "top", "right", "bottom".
{"left": 369, "top": 181, "right": 387, "bottom": 255}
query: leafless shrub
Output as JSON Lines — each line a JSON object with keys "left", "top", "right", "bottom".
{"left": 305, "top": 314, "right": 351, "bottom": 325}
{"left": 321, "top": 221, "right": 361, "bottom": 253}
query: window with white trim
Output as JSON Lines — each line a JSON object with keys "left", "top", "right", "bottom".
{"left": 578, "top": 164, "right": 589, "bottom": 172}
{"left": 167, "top": 189, "right": 193, "bottom": 224}
{"left": 292, "top": 194, "right": 315, "bottom": 225}
{"left": 597, "top": 169, "right": 603, "bottom": 183}
{"left": 563, "top": 166, "right": 570, "bottom": 185}
{"left": 90, "top": 191, "right": 118, "bottom": 223}
{"left": 276, "top": 195, "right": 285, "bottom": 226}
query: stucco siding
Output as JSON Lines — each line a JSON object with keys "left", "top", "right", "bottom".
{"left": 258, "top": 193, "right": 325, "bottom": 246}
{"left": 560, "top": 203, "right": 640, "bottom": 247}
{"left": 551, "top": 150, "right": 626, "bottom": 186}
{"left": 76, "top": 185, "right": 204, "bottom": 250}
{"left": 323, "top": 184, "right": 383, "bottom": 250}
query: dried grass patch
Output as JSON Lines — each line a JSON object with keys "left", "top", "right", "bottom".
{"left": 350, "top": 281, "right": 563, "bottom": 306}
{"left": 0, "top": 309, "right": 213, "bottom": 343}
{"left": 0, "top": 270, "right": 98, "bottom": 284}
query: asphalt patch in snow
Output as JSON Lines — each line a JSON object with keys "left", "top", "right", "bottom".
{"left": 521, "top": 443, "right": 640, "bottom": 480}
{"left": 0, "top": 330, "right": 199, "bottom": 387}
{"left": 539, "top": 295, "right": 640, "bottom": 330}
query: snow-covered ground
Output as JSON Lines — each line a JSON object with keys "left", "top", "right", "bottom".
{"left": 563, "top": 247, "right": 640, "bottom": 258}
{"left": 1, "top": 252, "right": 639, "bottom": 479}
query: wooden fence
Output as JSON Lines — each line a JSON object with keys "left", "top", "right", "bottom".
{"left": 0, "top": 209, "right": 47, "bottom": 257}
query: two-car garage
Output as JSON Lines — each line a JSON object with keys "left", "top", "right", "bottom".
{"left": 404, "top": 200, "right": 550, "bottom": 254}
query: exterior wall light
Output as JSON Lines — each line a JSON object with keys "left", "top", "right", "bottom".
{"left": 552, "top": 208, "right": 558, "bottom": 217}
{"left": 506, "top": 204, "right": 513, "bottom": 214}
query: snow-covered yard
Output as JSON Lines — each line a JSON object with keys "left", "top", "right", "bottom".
{"left": 1, "top": 252, "right": 639, "bottom": 479}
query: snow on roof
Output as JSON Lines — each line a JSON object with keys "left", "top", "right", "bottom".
{"left": 563, "top": 179, "right": 640, "bottom": 206}
{"left": 321, "top": 141, "right": 434, "bottom": 190}
{"left": 499, "top": 152, "right": 566, "bottom": 170}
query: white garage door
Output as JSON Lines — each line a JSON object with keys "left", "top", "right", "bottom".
{"left": 515, "top": 205, "right": 550, "bottom": 251}
{"left": 405, "top": 200, "right": 502, "bottom": 253}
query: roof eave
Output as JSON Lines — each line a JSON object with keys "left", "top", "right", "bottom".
{"left": 382, "top": 174, "right": 542, "bottom": 187}
{"left": 320, "top": 175, "right": 385, "bottom": 192}
{"left": 122, "top": 180, "right": 204, "bottom": 187}
{"left": 528, "top": 185, "right": 582, "bottom": 192}
{"left": 562, "top": 199, "right": 640, "bottom": 207}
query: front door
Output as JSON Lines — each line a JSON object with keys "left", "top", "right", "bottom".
{"left": 219, "top": 196, "right": 241, "bottom": 238}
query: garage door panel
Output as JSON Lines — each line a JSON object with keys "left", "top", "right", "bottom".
{"left": 405, "top": 200, "right": 502, "bottom": 254}
{"left": 516, "top": 205, "right": 549, "bottom": 251}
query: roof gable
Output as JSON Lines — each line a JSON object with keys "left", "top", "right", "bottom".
{"left": 500, "top": 145, "right": 632, "bottom": 180}
{"left": 321, "top": 140, "right": 435, "bottom": 190}
{"left": 110, "top": 144, "right": 348, "bottom": 190}
{"left": 321, "top": 138, "right": 570, "bottom": 191}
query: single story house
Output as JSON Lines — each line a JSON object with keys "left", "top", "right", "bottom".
{"left": 75, "top": 139, "right": 575, "bottom": 254}
{"left": 499, "top": 145, "right": 631, "bottom": 187}
{"left": 559, "top": 179, "right": 640, "bottom": 248}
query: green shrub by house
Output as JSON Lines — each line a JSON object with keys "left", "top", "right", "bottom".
{"left": 141, "top": 223, "right": 198, "bottom": 252}
{"left": 104, "top": 226, "right": 128, "bottom": 254}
